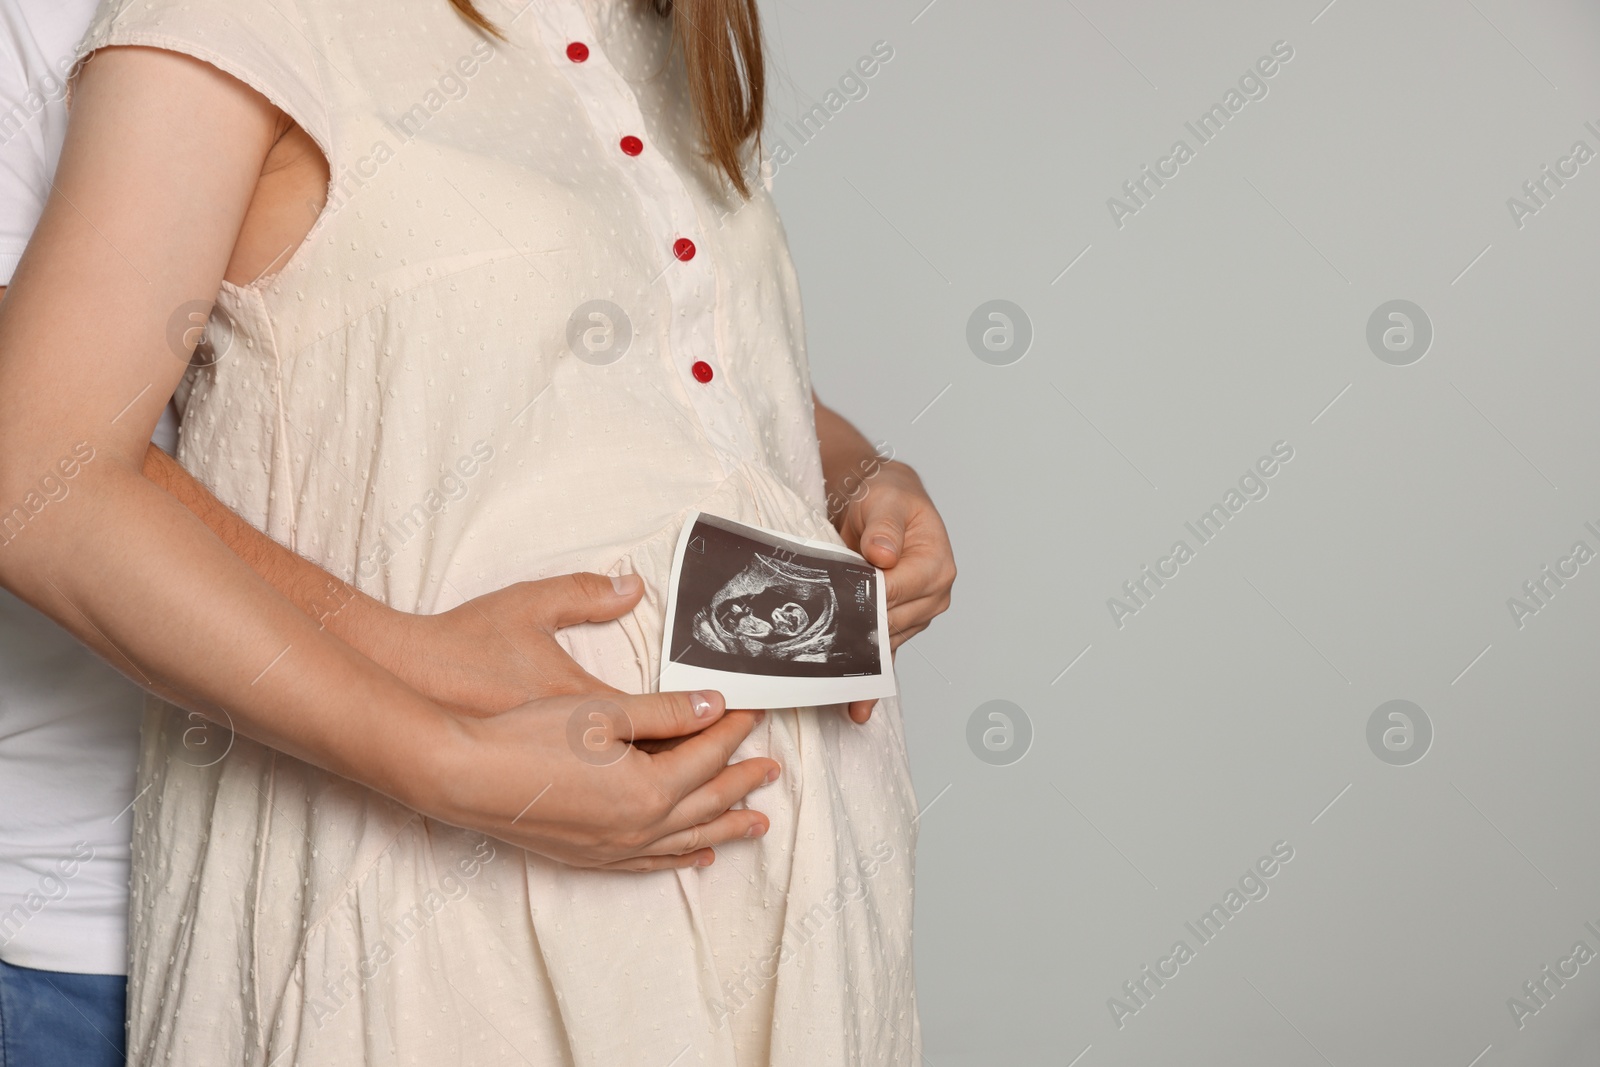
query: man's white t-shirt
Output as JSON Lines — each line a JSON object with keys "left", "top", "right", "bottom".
{"left": 0, "top": 0, "right": 177, "bottom": 976}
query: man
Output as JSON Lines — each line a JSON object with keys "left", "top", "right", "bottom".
{"left": 0, "top": 4, "right": 145, "bottom": 1061}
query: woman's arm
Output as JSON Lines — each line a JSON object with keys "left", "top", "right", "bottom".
{"left": 814, "top": 393, "right": 957, "bottom": 720}
{"left": 0, "top": 45, "right": 777, "bottom": 870}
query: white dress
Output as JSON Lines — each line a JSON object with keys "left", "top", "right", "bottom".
{"left": 73, "top": 0, "right": 922, "bottom": 1062}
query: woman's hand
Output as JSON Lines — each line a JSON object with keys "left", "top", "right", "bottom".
{"left": 835, "top": 460, "right": 957, "bottom": 722}
{"left": 421, "top": 689, "right": 780, "bottom": 871}
{"left": 813, "top": 396, "right": 956, "bottom": 724}
{"left": 837, "top": 460, "right": 957, "bottom": 649}
{"left": 283, "top": 575, "right": 787, "bottom": 868}
{"left": 363, "top": 578, "right": 788, "bottom": 868}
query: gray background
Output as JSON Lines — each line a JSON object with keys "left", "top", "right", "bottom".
{"left": 761, "top": 0, "right": 1600, "bottom": 1063}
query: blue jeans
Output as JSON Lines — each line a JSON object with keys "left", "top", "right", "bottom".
{"left": 0, "top": 957, "right": 126, "bottom": 1067}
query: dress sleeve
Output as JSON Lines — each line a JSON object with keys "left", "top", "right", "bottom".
{"left": 65, "top": 0, "right": 333, "bottom": 158}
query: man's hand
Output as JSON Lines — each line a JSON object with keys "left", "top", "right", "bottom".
{"left": 377, "top": 572, "right": 647, "bottom": 716}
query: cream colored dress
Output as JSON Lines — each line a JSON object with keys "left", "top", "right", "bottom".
{"left": 74, "top": 0, "right": 921, "bottom": 1062}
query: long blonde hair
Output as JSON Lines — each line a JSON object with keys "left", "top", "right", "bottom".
{"left": 448, "top": 0, "right": 765, "bottom": 197}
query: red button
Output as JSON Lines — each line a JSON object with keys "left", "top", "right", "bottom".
{"left": 566, "top": 42, "right": 589, "bottom": 62}
{"left": 691, "top": 360, "right": 714, "bottom": 383}
{"left": 673, "top": 238, "right": 696, "bottom": 262}
{"left": 619, "top": 135, "right": 643, "bottom": 156}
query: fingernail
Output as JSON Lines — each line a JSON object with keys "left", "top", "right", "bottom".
{"left": 755, "top": 709, "right": 767, "bottom": 723}
{"left": 611, "top": 573, "right": 641, "bottom": 596}
{"left": 698, "top": 852, "right": 714, "bottom": 866}
{"left": 871, "top": 535, "right": 896, "bottom": 554}
{"left": 745, "top": 823, "right": 766, "bottom": 838}
{"left": 764, "top": 765, "right": 780, "bottom": 783}
{"left": 691, "top": 692, "right": 716, "bottom": 718}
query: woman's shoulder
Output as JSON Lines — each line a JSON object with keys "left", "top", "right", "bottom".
{"left": 75, "top": 0, "right": 335, "bottom": 154}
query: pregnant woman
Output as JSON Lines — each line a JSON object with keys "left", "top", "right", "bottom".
{"left": 0, "top": 0, "right": 954, "bottom": 1063}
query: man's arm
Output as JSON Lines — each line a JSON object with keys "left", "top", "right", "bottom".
{"left": 142, "top": 443, "right": 625, "bottom": 716}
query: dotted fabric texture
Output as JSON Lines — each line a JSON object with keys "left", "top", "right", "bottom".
{"left": 78, "top": 0, "right": 921, "bottom": 1063}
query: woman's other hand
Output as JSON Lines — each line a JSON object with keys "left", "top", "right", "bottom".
{"left": 366, "top": 577, "right": 788, "bottom": 868}
{"left": 421, "top": 689, "right": 780, "bottom": 871}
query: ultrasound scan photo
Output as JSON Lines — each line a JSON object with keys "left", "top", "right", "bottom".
{"left": 658, "top": 512, "right": 895, "bottom": 708}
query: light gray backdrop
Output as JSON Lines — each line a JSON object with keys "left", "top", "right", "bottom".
{"left": 760, "top": 1, "right": 1600, "bottom": 1063}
